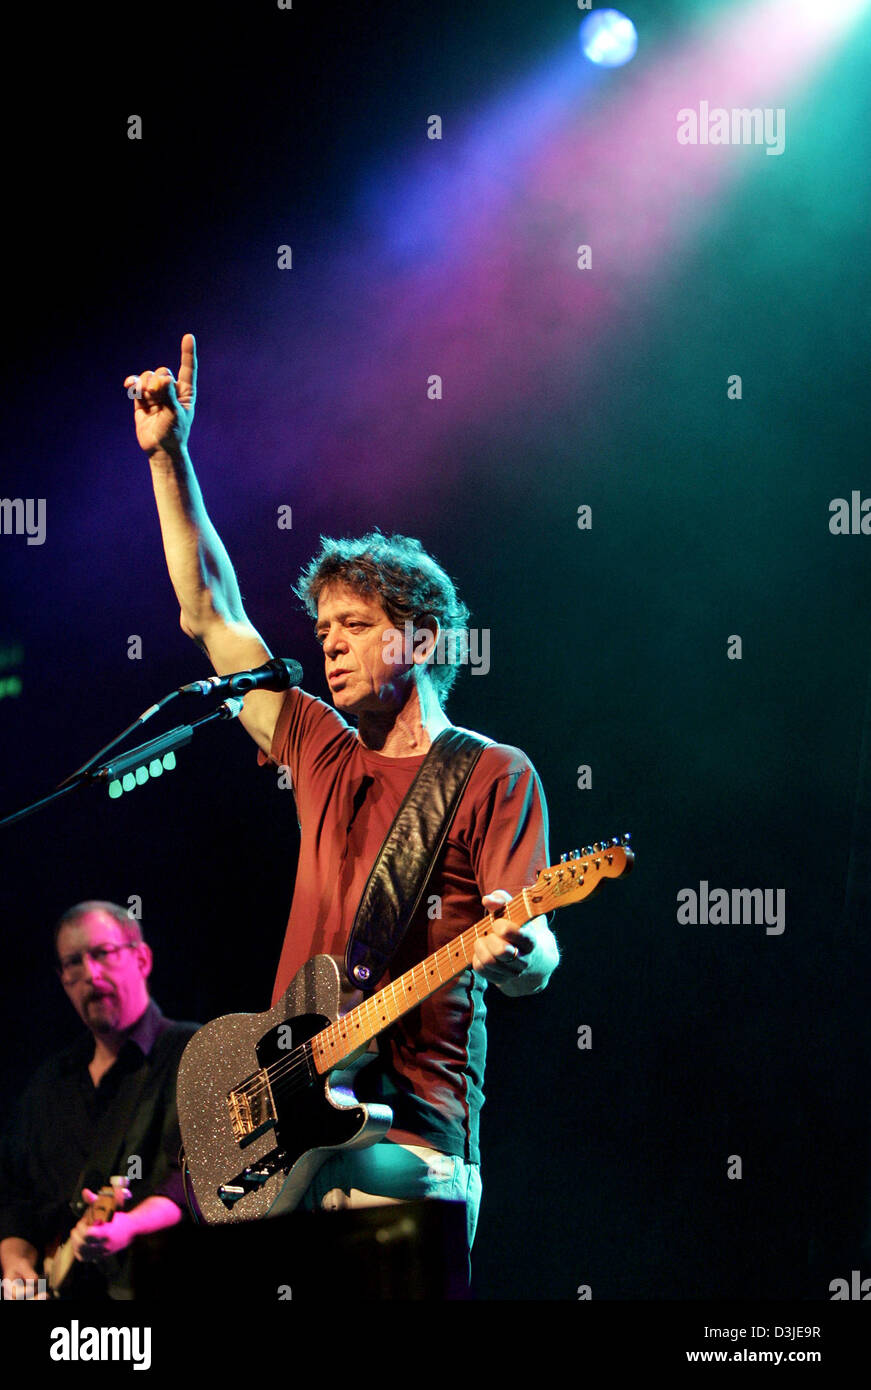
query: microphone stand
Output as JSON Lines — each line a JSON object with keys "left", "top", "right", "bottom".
{"left": 0, "top": 698, "right": 244, "bottom": 830}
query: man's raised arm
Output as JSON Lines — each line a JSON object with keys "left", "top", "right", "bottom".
{"left": 125, "top": 333, "right": 283, "bottom": 755}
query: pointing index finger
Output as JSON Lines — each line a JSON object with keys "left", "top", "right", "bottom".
{"left": 177, "top": 332, "right": 197, "bottom": 397}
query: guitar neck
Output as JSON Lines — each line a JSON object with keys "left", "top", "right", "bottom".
{"left": 46, "top": 1182, "right": 126, "bottom": 1294}
{"left": 311, "top": 888, "right": 539, "bottom": 1075}
{"left": 307, "top": 836, "right": 632, "bottom": 1074}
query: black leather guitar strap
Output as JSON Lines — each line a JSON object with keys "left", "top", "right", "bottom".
{"left": 345, "top": 727, "right": 489, "bottom": 993}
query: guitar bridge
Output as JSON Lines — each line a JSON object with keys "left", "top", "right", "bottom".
{"left": 227, "top": 1069, "right": 276, "bottom": 1145}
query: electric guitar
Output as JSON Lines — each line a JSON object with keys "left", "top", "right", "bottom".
{"left": 44, "top": 1177, "right": 131, "bottom": 1297}
{"left": 177, "top": 838, "right": 633, "bottom": 1224}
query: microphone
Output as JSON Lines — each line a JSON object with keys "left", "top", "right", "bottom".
{"left": 179, "top": 657, "right": 303, "bottom": 697}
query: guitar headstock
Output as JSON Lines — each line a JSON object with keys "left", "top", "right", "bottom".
{"left": 88, "top": 1177, "right": 132, "bottom": 1224}
{"left": 526, "top": 835, "right": 633, "bottom": 915}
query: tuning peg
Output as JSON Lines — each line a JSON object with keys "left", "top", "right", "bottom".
{"left": 573, "top": 848, "right": 580, "bottom": 859}
{"left": 560, "top": 851, "right": 568, "bottom": 863}
{"left": 583, "top": 844, "right": 593, "bottom": 856}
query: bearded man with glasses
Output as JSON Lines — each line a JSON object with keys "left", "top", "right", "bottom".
{"left": 0, "top": 902, "right": 199, "bottom": 1299}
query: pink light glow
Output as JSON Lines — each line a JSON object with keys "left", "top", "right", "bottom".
{"left": 222, "top": 0, "right": 869, "bottom": 500}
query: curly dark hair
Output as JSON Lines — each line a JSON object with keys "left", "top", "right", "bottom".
{"left": 293, "top": 530, "right": 470, "bottom": 701}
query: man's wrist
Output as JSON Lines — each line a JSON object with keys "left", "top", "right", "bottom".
{"left": 498, "top": 924, "right": 559, "bottom": 996}
{"left": 124, "top": 1196, "right": 184, "bottom": 1239}
{"left": 148, "top": 441, "right": 190, "bottom": 472}
{"left": 498, "top": 964, "right": 552, "bottom": 997}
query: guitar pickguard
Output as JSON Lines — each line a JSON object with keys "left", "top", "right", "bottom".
{"left": 177, "top": 955, "right": 392, "bottom": 1224}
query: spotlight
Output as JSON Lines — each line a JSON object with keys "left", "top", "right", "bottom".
{"left": 579, "top": 9, "right": 638, "bottom": 68}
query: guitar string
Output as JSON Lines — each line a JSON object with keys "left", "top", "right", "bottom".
{"left": 230, "top": 861, "right": 605, "bottom": 1112}
{"left": 231, "top": 920, "right": 495, "bottom": 1110}
{"left": 217, "top": 853, "right": 625, "bottom": 1178}
{"left": 231, "top": 859, "right": 613, "bottom": 1111}
{"left": 228, "top": 893, "right": 545, "bottom": 1112}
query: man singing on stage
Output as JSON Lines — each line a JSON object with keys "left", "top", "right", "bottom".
{"left": 126, "top": 333, "right": 559, "bottom": 1251}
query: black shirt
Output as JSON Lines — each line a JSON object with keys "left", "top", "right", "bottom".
{"left": 0, "top": 999, "right": 199, "bottom": 1297}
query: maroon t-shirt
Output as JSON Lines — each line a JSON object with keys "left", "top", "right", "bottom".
{"left": 259, "top": 687, "right": 549, "bottom": 1164}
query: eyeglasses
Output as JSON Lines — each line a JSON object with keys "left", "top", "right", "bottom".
{"left": 57, "top": 943, "right": 139, "bottom": 982}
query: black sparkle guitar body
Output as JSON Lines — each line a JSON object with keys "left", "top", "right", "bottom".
{"left": 177, "top": 841, "right": 633, "bottom": 1225}
{"left": 177, "top": 955, "right": 391, "bottom": 1225}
